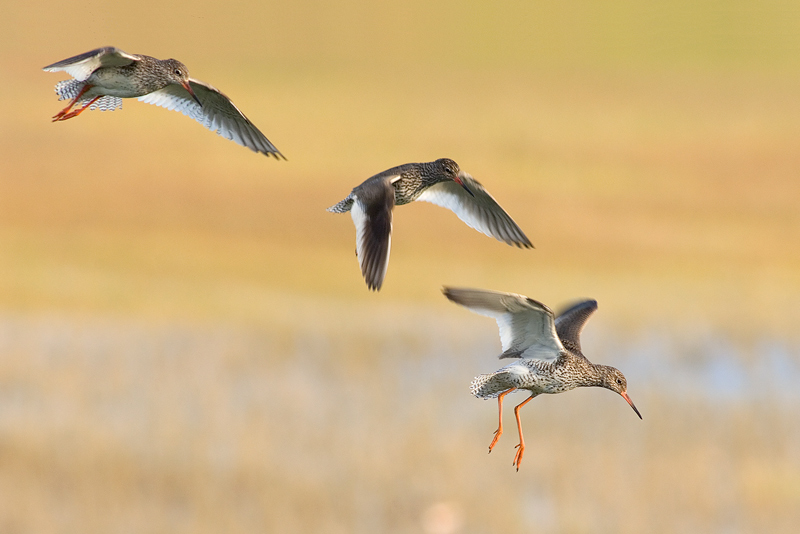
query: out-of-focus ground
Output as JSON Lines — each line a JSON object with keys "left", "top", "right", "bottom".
{"left": 1, "top": 1, "right": 799, "bottom": 532}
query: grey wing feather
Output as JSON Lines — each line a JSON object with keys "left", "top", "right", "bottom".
{"left": 554, "top": 299, "right": 597, "bottom": 355}
{"left": 137, "top": 78, "right": 284, "bottom": 158}
{"left": 416, "top": 173, "right": 532, "bottom": 248}
{"left": 443, "top": 287, "right": 562, "bottom": 361}
{"left": 43, "top": 47, "right": 138, "bottom": 81}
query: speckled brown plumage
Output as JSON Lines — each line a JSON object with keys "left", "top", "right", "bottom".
{"left": 328, "top": 159, "right": 533, "bottom": 291}
{"left": 43, "top": 46, "right": 283, "bottom": 158}
{"left": 443, "top": 287, "right": 641, "bottom": 471}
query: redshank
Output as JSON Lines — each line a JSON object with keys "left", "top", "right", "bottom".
{"left": 442, "top": 287, "right": 641, "bottom": 471}
{"left": 43, "top": 47, "right": 284, "bottom": 158}
{"left": 328, "top": 159, "right": 532, "bottom": 291}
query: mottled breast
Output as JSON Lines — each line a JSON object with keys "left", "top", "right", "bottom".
{"left": 88, "top": 64, "right": 151, "bottom": 97}
{"left": 392, "top": 174, "right": 425, "bottom": 205}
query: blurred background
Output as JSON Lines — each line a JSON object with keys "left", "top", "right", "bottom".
{"left": 1, "top": 0, "right": 800, "bottom": 532}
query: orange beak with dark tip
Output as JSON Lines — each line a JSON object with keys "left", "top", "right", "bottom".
{"left": 621, "top": 391, "right": 642, "bottom": 419}
{"left": 454, "top": 173, "right": 475, "bottom": 197}
{"left": 182, "top": 80, "right": 202, "bottom": 107}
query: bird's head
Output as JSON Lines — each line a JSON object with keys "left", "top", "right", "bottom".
{"left": 164, "top": 59, "right": 202, "bottom": 107}
{"left": 435, "top": 158, "right": 474, "bottom": 197}
{"left": 600, "top": 366, "right": 642, "bottom": 419}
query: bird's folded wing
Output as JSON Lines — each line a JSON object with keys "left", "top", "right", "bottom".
{"left": 351, "top": 179, "right": 396, "bottom": 291}
{"left": 443, "top": 287, "right": 562, "bottom": 361}
{"left": 138, "top": 79, "right": 284, "bottom": 158}
{"left": 43, "top": 47, "right": 138, "bottom": 81}
{"left": 416, "top": 174, "right": 532, "bottom": 247}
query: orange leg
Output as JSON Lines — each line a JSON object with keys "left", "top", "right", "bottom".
{"left": 488, "top": 388, "right": 516, "bottom": 453}
{"left": 53, "top": 96, "right": 101, "bottom": 121}
{"left": 512, "top": 394, "right": 536, "bottom": 471}
{"left": 52, "top": 85, "right": 95, "bottom": 122}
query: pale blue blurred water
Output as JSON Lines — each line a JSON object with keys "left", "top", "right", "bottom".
{"left": 0, "top": 312, "right": 798, "bottom": 533}
{"left": 1, "top": 313, "right": 799, "bottom": 421}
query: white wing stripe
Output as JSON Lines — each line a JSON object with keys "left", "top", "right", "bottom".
{"left": 351, "top": 200, "right": 369, "bottom": 273}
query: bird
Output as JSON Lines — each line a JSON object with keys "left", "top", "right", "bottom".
{"left": 43, "top": 46, "right": 283, "bottom": 158}
{"left": 442, "top": 287, "right": 641, "bottom": 471}
{"left": 328, "top": 159, "right": 532, "bottom": 291}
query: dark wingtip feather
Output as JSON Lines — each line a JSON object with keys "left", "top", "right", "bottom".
{"left": 265, "top": 149, "right": 286, "bottom": 160}
{"left": 554, "top": 299, "right": 598, "bottom": 353}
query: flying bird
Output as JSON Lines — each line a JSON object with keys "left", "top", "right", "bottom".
{"left": 43, "top": 46, "right": 283, "bottom": 158}
{"left": 443, "top": 287, "right": 641, "bottom": 470}
{"left": 328, "top": 159, "right": 532, "bottom": 291}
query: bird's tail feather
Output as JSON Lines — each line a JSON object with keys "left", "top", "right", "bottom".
{"left": 89, "top": 96, "right": 122, "bottom": 112}
{"left": 54, "top": 80, "right": 122, "bottom": 112}
{"left": 470, "top": 371, "right": 512, "bottom": 399}
{"left": 54, "top": 79, "right": 85, "bottom": 101}
{"left": 327, "top": 195, "right": 354, "bottom": 213}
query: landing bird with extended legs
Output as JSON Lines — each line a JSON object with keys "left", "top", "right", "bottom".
{"left": 43, "top": 47, "right": 283, "bottom": 158}
{"left": 443, "top": 287, "right": 641, "bottom": 471}
{"left": 328, "top": 159, "right": 532, "bottom": 291}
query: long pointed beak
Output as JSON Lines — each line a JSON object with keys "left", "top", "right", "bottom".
{"left": 182, "top": 80, "right": 202, "bottom": 107}
{"left": 455, "top": 172, "right": 474, "bottom": 197}
{"left": 620, "top": 391, "right": 642, "bottom": 419}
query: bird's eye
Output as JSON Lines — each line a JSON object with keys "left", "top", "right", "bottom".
{"left": 616, "top": 378, "right": 622, "bottom": 385}
{"left": 175, "top": 69, "right": 182, "bottom": 76}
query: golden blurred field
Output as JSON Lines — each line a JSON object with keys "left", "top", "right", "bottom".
{"left": 1, "top": 1, "right": 799, "bottom": 532}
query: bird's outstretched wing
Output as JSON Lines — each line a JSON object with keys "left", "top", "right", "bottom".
{"left": 443, "top": 287, "right": 562, "bottom": 361}
{"left": 43, "top": 47, "right": 138, "bottom": 81}
{"left": 554, "top": 299, "right": 597, "bottom": 356}
{"left": 138, "top": 78, "right": 284, "bottom": 158}
{"left": 416, "top": 173, "right": 532, "bottom": 248}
